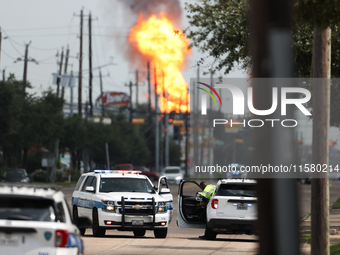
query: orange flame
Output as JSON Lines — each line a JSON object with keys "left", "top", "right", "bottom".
{"left": 129, "top": 12, "right": 191, "bottom": 113}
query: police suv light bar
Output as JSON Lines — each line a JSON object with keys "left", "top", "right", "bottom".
{"left": 93, "top": 170, "right": 141, "bottom": 175}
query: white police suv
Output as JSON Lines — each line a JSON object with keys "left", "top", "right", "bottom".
{"left": 72, "top": 170, "right": 173, "bottom": 238}
{"left": 177, "top": 179, "right": 257, "bottom": 240}
{"left": 0, "top": 184, "right": 85, "bottom": 255}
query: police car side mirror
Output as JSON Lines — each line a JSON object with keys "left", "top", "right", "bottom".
{"left": 85, "top": 186, "right": 95, "bottom": 193}
{"left": 159, "top": 188, "right": 170, "bottom": 194}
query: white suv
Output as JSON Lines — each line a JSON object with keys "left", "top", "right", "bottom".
{"left": 0, "top": 184, "right": 85, "bottom": 255}
{"left": 177, "top": 179, "right": 257, "bottom": 240}
{"left": 72, "top": 170, "right": 173, "bottom": 238}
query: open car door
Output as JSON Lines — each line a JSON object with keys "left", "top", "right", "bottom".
{"left": 157, "top": 176, "right": 174, "bottom": 223}
{"left": 177, "top": 180, "right": 206, "bottom": 229}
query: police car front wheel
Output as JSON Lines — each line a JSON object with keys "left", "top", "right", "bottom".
{"left": 92, "top": 208, "right": 106, "bottom": 237}
{"left": 154, "top": 228, "right": 168, "bottom": 238}
{"left": 73, "top": 206, "right": 86, "bottom": 236}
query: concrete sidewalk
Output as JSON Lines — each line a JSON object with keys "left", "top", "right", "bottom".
{"left": 300, "top": 209, "right": 340, "bottom": 254}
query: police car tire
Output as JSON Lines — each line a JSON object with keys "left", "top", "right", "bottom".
{"left": 205, "top": 227, "right": 217, "bottom": 240}
{"left": 73, "top": 206, "right": 86, "bottom": 236}
{"left": 154, "top": 228, "right": 167, "bottom": 238}
{"left": 92, "top": 209, "right": 106, "bottom": 237}
{"left": 133, "top": 229, "right": 146, "bottom": 237}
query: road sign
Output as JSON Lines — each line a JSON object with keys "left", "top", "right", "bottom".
{"left": 172, "top": 119, "right": 185, "bottom": 126}
{"left": 132, "top": 118, "right": 145, "bottom": 125}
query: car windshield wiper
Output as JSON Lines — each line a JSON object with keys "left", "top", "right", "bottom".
{"left": 7, "top": 215, "right": 33, "bottom": 220}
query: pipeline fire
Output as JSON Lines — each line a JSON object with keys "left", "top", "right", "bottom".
{"left": 128, "top": 12, "right": 191, "bottom": 113}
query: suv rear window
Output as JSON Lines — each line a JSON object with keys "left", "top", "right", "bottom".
{"left": 216, "top": 183, "right": 256, "bottom": 197}
{"left": 99, "top": 178, "right": 155, "bottom": 193}
{"left": 0, "top": 196, "right": 56, "bottom": 222}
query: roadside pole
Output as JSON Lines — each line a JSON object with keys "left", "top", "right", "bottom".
{"left": 250, "top": 0, "right": 300, "bottom": 254}
{"left": 154, "top": 68, "right": 159, "bottom": 172}
{"left": 311, "top": 27, "right": 331, "bottom": 255}
{"left": 105, "top": 143, "right": 110, "bottom": 170}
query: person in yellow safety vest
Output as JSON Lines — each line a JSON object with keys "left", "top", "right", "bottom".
{"left": 198, "top": 181, "right": 216, "bottom": 239}
{"left": 199, "top": 181, "right": 216, "bottom": 204}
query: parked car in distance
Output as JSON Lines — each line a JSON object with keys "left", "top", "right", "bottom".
{"left": 2, "top": 169, "right": 30, "bottom": 183}
{"left": 113, "top": 164, "right": 133, "bottom": 170}
{"left": 162, "top": 166, "right": 184, "bottom": 184}
{"left": 0, "top": 184, "right": 87, "bottom": 254}
{"left": 133, "top": 166, "right": 159, "bottom": 181}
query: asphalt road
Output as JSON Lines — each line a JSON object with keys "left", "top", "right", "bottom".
{"left": 61, "top": 180, "right": 340, "bottom": 255}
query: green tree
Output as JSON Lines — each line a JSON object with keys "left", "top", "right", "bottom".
{"left": 185, "top": 0, "right": 250, "bottom": 74}
{"left": 0, "top": 75, "right": 64, "bottom": 169}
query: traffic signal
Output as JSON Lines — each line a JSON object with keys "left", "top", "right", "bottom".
{"left": 330, "top": 141, "right": 337, "bottom": 146}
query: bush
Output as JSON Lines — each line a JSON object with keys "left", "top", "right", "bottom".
{"left": 55, "top": 169, "right": 68, "bottom": 182}
{"left": 26, "top": 150, "right": 43, "bottom": 175}
{"left": 71, "top": 169, "right": 81, "bottom": 182}
{"left": 30, "top": 169, "right": 47, "bottom": 182}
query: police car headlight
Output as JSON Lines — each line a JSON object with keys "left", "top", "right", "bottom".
{"left": 157, "top": 202, "right": 167, "bottom": 213}
{"left": 102, "top": 200, "right": 116, "bottom": 212}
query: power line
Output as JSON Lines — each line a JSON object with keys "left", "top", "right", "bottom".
{"left": 36, "top": 54, "right": 56, "bottom": 62}
{"left": 5, "top": 33, "right": 75, "bottom": 38}
{"left": 2, "top": 36, "right": 24, "bottom": 56}
{"left": 1, "top": 49, "right": 16, "bottom": 59}
{"left": 3, "top": 25, "right": 78, "bottom": 32}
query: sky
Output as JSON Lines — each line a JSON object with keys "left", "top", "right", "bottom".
{"left": 1, "top": 0, "right": 340, "bottom": 148}
{"left": 0, "top": 0, "right": 247, "bottom": 106}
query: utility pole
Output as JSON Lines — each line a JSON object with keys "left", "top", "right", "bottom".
{"left": 2, "top": 69, "right": 5, "bottom": 82}
{"left": 185, "top": 81, "right": 189, "bottom": 177}
{"left": 0, "top": 27, "right": 2, "bottom": 66}
{"left": 208, "top": 71, "right": 213, "bottom": 166}
{"left": 135, "top": 70, "right": 139, "bottom": 107}
{"left": 23, "top": 42, "right": 30, "bottom": 93}
{"left": 61, "top": 45, "right": 70, "bottom": 100}
{"left": 99, "top": 70, "right": 105, "bottom": 117}
{"left": 105, "top": 143, "right": 110, "bottom": 170}
{"left": 56, "top": 47, "right": 64, "bottom": 97}
{"left": 147, "top": 61, "right": 152, "bottom": 125}
{"left": 127, "top": 81, "right": 133, "bottom": 123}
{"left": 14, "top": 41, "right": 37, "bottom": 94}
{"left": 154, "top": 68, "right": 159, "bottom": 172}
{"left": 88, "top": 12, "right": 93, "bottom": 117}
{"left": 78, "top": 9, "right": 83, "bottom": 116}
{"left": 193, "top": 66, "right": 199, "bottom": 171}
{"left": 311, "top": 27, "right": 331, "bottom": 255}
{"left": 70, "top": 71, "right": 74, "bottom": 116}
{"left": 164, "top": 71, "right": 169, "bottom": 167}
{"left": 250, "top": 0, "right": 299, "bottom": 255}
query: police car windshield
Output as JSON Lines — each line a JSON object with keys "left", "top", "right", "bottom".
{"left": 216, "top": 183, "right": 256, "bottom": 197}
{"left": 100, "top": 178, "right": 155, "bottom": 193}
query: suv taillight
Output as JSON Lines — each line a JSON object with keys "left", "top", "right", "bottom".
{"left": 211, "top": 199, "right": 218, "bottom": 209}
{"left": 55, "top": 229, "right": 69, "bottom": 247}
